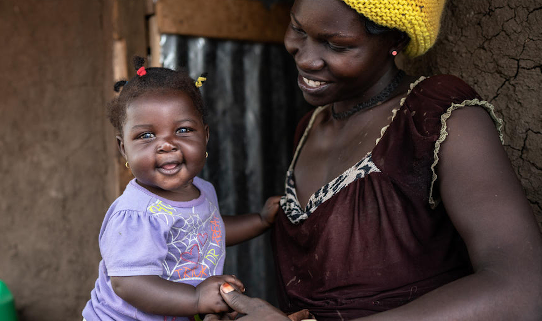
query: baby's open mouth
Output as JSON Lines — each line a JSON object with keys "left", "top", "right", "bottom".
{"left": 160, "top": 163, "right": 179, "bottom": 170}
{"left": 157, "top": 162, "right": 181, "bottom": 175}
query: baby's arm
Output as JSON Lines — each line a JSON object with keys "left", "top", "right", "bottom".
{"left": 111, "top": 274, "right": 244, "bottom": 316}
{"left": 222, "top": 196, "right": 281, "bottom": 246}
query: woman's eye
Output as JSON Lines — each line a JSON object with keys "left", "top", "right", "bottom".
{"left": 137, "top": 132, "right": 154, "bottom": 139}
{"left": 326, "top": 42, "right": 348, "bottom": 52}
{"left": 290, "top": 23, "right": 305, "bottom": 35}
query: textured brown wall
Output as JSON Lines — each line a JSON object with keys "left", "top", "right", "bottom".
{"left": 0, "top": 0, "right": 540, "bottom": 321}
{"left": 406, "top": 0, "right": 542, "bottom": 230}
{"left": 0, "top": 0, "right": 116, "bottom": 320}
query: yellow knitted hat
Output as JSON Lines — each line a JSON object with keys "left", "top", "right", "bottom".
{"left": 341, "top": 0, "right": 446, "bottom": 57}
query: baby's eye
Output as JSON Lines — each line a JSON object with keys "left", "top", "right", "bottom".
{"left": 137, "top": 132, "right": 155, "bottom": 139}
{"left": 176, "top": 127, "right": 192, "bottom": 134}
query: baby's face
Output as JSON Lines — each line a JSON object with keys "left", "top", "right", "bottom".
{"left": 118, "top": 90, "right": 209, "bottom": 201}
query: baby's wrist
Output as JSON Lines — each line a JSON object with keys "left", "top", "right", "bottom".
{"left": 259, "top": 213, "right": 272, "bottom": 229}
{"left": 185, "top": 286, "right": 201, "bottom": 316}
{"left": 193, "top": 284, "right": 205, "bottom": 315}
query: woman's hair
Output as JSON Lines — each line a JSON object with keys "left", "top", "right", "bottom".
{"left": 363, "top": 16, "right": 410, "bottom": 42}
{"left": 364, "top": 18, "right": 392, "bottom": 35}
{"left": 108, "top": 56, "right": 207, "bottom": 135}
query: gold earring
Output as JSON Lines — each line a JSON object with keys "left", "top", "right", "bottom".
{"left": 205, "top": 152, "right": 208, "bottom": 158}
{"left": 125, "top": 161, "right": 130, "bottom": 169}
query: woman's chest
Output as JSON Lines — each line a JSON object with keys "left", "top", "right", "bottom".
{"left": 294, "top": 109, "right": 393, "bottom": 207}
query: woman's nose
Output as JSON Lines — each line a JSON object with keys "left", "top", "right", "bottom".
{"left": 289, "top": 39, "right": 324, "bottom": 71}
{"left": 296, "top": 53, "right": 324, "bottom": 71}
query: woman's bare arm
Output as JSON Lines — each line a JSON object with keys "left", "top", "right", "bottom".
{"left": 360, "top": 106, "right": 542, "bottom": 320}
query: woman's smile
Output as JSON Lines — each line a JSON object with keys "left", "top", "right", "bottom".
{"left": 302, "top": 76, "right": 328, "bottom": 88}
{"left": 285, "top": 0, "right": 400, "bottom": 108}
{"left": 297, "top": 74, "right": 331, "bottom": 95}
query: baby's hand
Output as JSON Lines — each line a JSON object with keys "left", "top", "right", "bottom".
{"left": 260, "top": 196, "right": 281, "bottom": 228}
{"left": 195, "top": 275, "right": 245, "bottom": 314}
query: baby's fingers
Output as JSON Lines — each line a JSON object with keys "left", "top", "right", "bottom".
{"left": 266, "top": 196, "right": 281, "bottom": 207}
{"left": 222, "top": 274, "right": 245, "bottom": 292}
{"left": 203, "top": 311, "right": 237, "bottom": 321}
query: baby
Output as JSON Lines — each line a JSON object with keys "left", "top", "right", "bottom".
{"left": 82, "top": 57, "right": 279, "bottom": 321}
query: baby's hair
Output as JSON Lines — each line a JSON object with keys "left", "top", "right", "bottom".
{"left": 108, "top": 56, "right": 208, "bottom": 135}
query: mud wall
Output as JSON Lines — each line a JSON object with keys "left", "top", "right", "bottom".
{"left": 0, "top": 0, "right": 117, "bottom": 320}
{"left": 406, "top": 0, "right": 542, "bottom": 229}
{"left": 0, "top": 0, "right": 540, "bottom": 321}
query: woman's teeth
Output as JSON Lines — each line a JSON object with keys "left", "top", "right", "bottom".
{"left": 303, "top": 77, "right": 326, "bottom": 88}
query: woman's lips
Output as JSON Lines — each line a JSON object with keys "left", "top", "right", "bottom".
{"left": 298, "top": 75, "right": 330, "bottom": 94}
{"left": 302, "top": 76, "right": 327, "bottom": 87}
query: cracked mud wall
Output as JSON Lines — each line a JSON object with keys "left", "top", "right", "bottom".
{"left": 0, "top": 1, "right": 540, "bottom": 321}
{"left": 405, "top": 0, "right": 542, "bottom": 230}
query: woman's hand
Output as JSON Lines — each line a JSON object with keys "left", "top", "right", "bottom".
{"left": 203, "top": 283, "right": 290, "bottom": 321}
{"left": 195, "top": 275, "right": 245, "bottom": 314}
{"left": 260, "top": 196, "right": 281, "bottom": 228}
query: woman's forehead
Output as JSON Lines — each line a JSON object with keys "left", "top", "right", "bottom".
{"left": 291, "top": 0, "right": 363, "bottom": 34}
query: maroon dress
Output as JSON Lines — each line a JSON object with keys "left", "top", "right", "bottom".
{"left": 271, "top": 75, "right": 503, "bottom": 320}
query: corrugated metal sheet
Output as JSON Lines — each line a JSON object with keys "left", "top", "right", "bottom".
{"left": 161, "top": 34, "right": 310, "bottom": 304}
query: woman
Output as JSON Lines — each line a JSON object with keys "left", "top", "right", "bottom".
{"left": 208, "top": 0, "right": 542, "bottom": 319}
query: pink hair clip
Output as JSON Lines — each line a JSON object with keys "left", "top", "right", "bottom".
{"left": 137, "top": 66, "right": 147, "bottom": 77}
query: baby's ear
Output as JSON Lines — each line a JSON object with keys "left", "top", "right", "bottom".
{"left": 205, "top": 125, "right": 210, "bottom": 144}
{"left": 116, "top": 135, "right": 126, "bottom": 159}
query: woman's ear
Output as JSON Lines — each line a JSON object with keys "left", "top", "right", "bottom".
{"left": 116, "top": 135, "right": 127, "bottom": 160}
{"left": 392, "top": 31, "right": 410, "bottom": 55}
{"left": 205, "top": 125, "right": 210, "bottom": 145}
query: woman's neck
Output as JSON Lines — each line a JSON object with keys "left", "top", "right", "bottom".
{"left": 332, "top": 65, "right": 402, "bottom": 117}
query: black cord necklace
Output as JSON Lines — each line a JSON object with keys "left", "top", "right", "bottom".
{"left": 331, "top": 70, "right": 405, "bottom": 120}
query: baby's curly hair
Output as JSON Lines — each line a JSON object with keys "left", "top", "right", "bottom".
{"left": 108, "top": 56, "right": 207, "bottom": 135}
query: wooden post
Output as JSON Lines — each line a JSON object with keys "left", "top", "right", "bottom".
{"left": 155, "top": 0, "right": 291, "bottom": 44}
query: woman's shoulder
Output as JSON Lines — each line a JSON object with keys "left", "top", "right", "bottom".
{"left": 404, "top": 74, "right": 482, "bottom": 108}
{"left": 292, "top": 108, "right": 318, "bottom": 148}
{"left": 415, "top": 74, "right": 473, "bottom": 89}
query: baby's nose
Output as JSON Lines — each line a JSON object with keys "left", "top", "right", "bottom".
{"left": 157, "top": 140, "right": 178, "bottom": 152}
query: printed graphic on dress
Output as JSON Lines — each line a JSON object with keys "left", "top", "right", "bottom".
{"left": 147, "top": 199, "right": 225, "bottom": 282}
